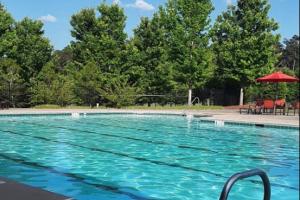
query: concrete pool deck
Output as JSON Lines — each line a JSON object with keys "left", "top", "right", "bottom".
{"left": 0, "top": 177, "right": 72, "bottom": 200}
{"left": 0, "top": 108, "right": 299, "bottom": 128}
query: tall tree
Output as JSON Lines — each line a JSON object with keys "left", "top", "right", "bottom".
{"left": 99, "top": 74, "right": 139, "bottom": 108}
{"left": 70, "top": 3, "right": 141, "bottom": 107}
{"left": 133, "top": 13, "right": 175, "bottom": 100}
{"left": 278, "top": 35, "right": 299, "bottom": 76}
{"left": 70, "top": 8, "right": 97, "bottom": 65}
{"left": 52, "top": 46, "right": 73, "bottom": 72}
{"left": 211, "top": 0, "right": 280, "bottom": 105}
{"left": 14, "top": 18, "right": 53, "bottom": 82}
{"left": 31, "top": 61, "right": 76, "bottom": 106}
{"left": 164, "top": 0, "right": 214, "bottom": 105}
{"left": 0, "top": 58, "right": 25, "bottom": 107}
{"left": 0, "top": 3, "right": 17, "bottom": 59}
{"left": 73, "top": 62, "right": 103, "bottom": 107}
{"left": 70, "top": 3, "right": 127, "bottom": 73}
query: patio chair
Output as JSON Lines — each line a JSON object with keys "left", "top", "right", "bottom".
{"left": 0, "top": 101, "right": 9, "bottom": 110}
{"left": 262, "top": 99, "right": 275, "bottom": 114}
{"left": 287, "top": 101, "right": 300, "bottom": 116}
{"left": 274, "top": 99, "right": 286, "bottom": 115}
{"left": 239, "top": 99, "right": 263, "bottom": 114}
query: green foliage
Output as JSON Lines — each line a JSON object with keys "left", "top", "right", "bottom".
{"left": 30, "top": 62, "right": 76, "bottom": 106}
{"left": 0, "top": 58, "right": 25, "bottom": 107}
{"left": 245, "top": 83, "right": 288, "bottom": 102}
{"left": 52, "top": 46, "right": 73, "bottom": 72}
{"left": 0, "top": 4, "right": 17, "bottom": 58}
{"left": 73, "top": 62, "right": 102, "bottom": 106}
{"left": 132, "top": 0, "right": 215, "bottom": 105}
{"left": 133, "top": 14, "right": 175, "bottom": 96}
{"left": 14, "top": 18, "right": 53, "bottom": 81}
{"left": 245, "top": 68, "right": 298, "bottom": 103}
{"left": 278, "top": 35, "right": 299, "bottom": 76}
{"left": 211, "top": 0, "right": 280, "bottom": 87}
{"left": 120, "top": 40, "right": 145, "bottom": 86}
{"left": 0, "top": 7, "right": 52, "bottom": 106}
{"left": 280, "top": 68, "right": 299, "bottom": 102}
{"left": 165, "top": 0, "right": 215, "bottom": 90}
{"left": 0, "top": 1, "right": 297, "bottom": 108}
{"left": 99, "top": 75, "right": 139, "bottom": 108}
{"left": 70, "top": 3, "right": 127, "bottom": 73}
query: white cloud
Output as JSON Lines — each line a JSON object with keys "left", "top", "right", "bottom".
{"left": 126, "top": 0, "right": 154, "bottom": 11}
{"left": 112, "top": 0, "right": 121, "bottom": 5}
{"left": 38, "top": 14, "right": 57, "bottom": 23}
{"left": 226, "top": 0, "right": 232, "bottom": 6}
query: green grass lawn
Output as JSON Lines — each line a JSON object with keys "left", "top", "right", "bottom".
{"left": 33, "top": 104, "right": 92, "bottom": 109}
{"left": 125, "top": 105, "right": 223, "bottom": 110}
{"left": 33, "top": 104, "right": 223, "bottom": 110}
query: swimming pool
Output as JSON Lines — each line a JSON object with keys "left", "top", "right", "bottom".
{"left": 0, "top": 114, "right": 298, "bottom": 200}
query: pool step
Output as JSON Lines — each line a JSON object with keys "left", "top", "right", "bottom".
{"left": 0, "top": 177, "right": 72, "bottom": 200}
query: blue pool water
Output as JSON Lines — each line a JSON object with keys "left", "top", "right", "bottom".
{"left": 0, "top": 114, "right": 298, "bottom": 200}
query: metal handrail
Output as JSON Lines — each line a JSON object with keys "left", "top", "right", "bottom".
{"left": 219, "top": 169, "right": 271, "bottom": 200}
{"left": 191, "top": 97, "right": 200, "bottom": 105}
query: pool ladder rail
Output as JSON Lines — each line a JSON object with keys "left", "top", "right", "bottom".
{"left": 219, "top": 169, "right": 271, "bottom": 200}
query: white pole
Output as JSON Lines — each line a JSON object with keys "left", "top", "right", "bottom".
{"left": 188, "top": 88, "right": 192, "bottom": 106}
{"left": 239, "top": 87, "right": 244, "bottom": 106}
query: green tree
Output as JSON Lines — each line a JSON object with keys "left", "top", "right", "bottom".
{"left": 121, "top": 40, "right": 145, "bottom": 87}
{"left": 99, "top": 75, "right": 139, "bottom": 108}
{"left": 278, "top": 35, "right": 299, "bottom": 76}
{"left": 70, "top": 3, "right": 127, "bottom": 73}
{"left": 74, "top": 62, "right": 102, "bottom": 106}
{"left": 31, "top": 61, "right": 76, "bottom": 106}
{"left": 50, "top": 75, "right": 75, "bottom": 106}
{"left": 70, "top": 8, "right": 97, "bottom": 65}
{"left": 164, "top": 0, "right": 214, "bottom": 105}
{"left": 14, "top": 18, "right": 53, "bottom": 82}
{"left": 52, "top": 46, "right": 74, "bottom": 72}
{"left": 30, "top": 61, "right": 57, "bottom": 105}
{"left": 0, "top": 4, "right": 53, "bottom": 107}
{"left": 70, "top": 3, "right": 140, "bottom": 107}
{"left": 133, "top": 14, "right": 175, "bottom": 103}
{"left": 0, "top": 3, "right": 17, "bottom": 59}
{"left": 0, "top": 58, "right": 25, "bottom": 107}
{"left": 211, "top": 0, "right": 280, "bottom": 105}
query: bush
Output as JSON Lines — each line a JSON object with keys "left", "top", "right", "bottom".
{"left": 99, "top": 75, "right": 139, "bottom": 108}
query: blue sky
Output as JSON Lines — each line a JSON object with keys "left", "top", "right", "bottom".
{"left": 1, "top": 0, "right": 299, "bottom": 50}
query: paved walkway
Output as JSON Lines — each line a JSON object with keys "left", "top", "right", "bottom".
{"left": 0, "top": 108, "right": 299, "bottom": 128}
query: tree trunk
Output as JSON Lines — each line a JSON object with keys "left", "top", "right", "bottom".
{"left": 188, "top": 88, "right": 192, "bottom": 106}
{"left": 9, "top": 81, "right": 12, "bottom": 107}
{"left": 292, "top": 58, "right": 296, "bottom": 71}
{"left": 239, "top": 87, "right": 244, "bottom": 106}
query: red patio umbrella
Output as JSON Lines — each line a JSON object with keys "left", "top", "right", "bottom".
{"left": 256, "top": 71, "right": 299, "bottom": 83}
{"left": 256, "top": 71, "right": 299, "bottom": 111}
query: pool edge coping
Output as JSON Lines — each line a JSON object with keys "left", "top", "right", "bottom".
{"left": 0, "top": 111, "right": 298, "bottom": 130}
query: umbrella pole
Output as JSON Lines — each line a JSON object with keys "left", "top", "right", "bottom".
{"left": 275, "top": 83, "right": 278, "bottom": 101}
{"left": 274, "top": 83, "right": 278, "bottom": 114}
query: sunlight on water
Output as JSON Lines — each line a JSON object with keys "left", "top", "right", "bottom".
{"left": 0, "top": 114, "right": 298, "bottom": 200}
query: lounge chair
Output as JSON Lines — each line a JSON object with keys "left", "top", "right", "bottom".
{"left": 287, "top": 101, "right": 300, "bottom": 116}
{"left": 262, "top": 99, "right": 274, "bottom": 114}
{"left": 274, "top": 99, "right": 286, "bottom": 115}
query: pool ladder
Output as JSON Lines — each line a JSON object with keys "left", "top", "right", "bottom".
{"left": 219, "top": 169, "right": 271, "bottom": 200}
